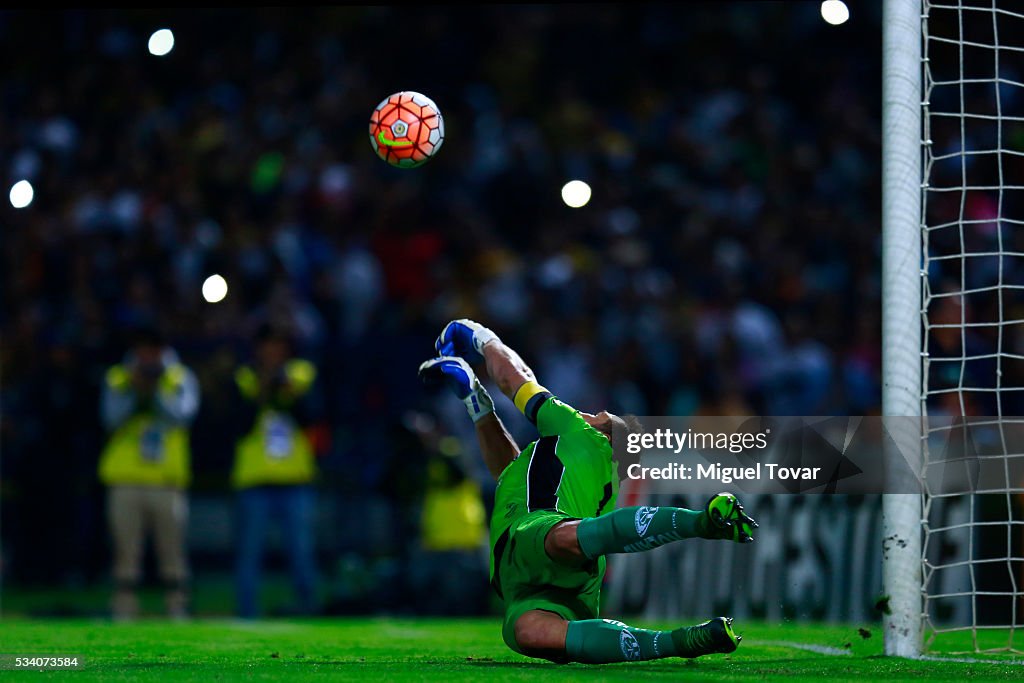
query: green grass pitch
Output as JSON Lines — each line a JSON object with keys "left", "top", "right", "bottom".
{"left": 0, "top": 618, "right": 1021, "bottom": 681}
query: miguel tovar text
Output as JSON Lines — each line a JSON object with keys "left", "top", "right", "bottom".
{"left": 627, "top": 462, "right": 821, "bottom": 483}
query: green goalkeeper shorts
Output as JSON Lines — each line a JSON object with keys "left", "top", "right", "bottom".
{"left": 494, "top": 510, "right": 606, "bottom": 654}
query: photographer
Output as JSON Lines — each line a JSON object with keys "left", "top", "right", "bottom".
{"left": 231, "top": 324, "right": 322, "bottom": 618}
{"left": 98, "top": 326, "right": 200, "bottom": 620}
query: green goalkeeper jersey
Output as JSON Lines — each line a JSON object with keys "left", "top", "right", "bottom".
{"left": 488, "top": 396, "right": 619, "bottom": 585}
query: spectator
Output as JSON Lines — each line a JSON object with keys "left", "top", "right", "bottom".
{"left": 231, "top": 324, "right": 322, "bottom": 618}
{"left": 408, "top": 421, "right": 489, "bottom": 616}
{"left": 98, "top": 326, "right": 199, "bottom": 620}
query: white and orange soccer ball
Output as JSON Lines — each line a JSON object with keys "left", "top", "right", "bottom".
{"left": 368, "top": 91, "right": 445, "bottom": 168}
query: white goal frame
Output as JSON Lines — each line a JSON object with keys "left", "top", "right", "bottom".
{"left": 883, "top": 0, "right": 1024, "bottom": 657}
{"left": 881, "top": 0, "right": 925, "bottom": 659}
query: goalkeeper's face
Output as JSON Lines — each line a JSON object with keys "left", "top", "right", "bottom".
{"left": 582, "top": 411, "right": 625, "bottom": 445}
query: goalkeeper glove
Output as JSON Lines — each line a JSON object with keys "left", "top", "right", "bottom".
{"left": 434, "top": 319, "right": 499, "bottom": 365}
{"left": 418, "top": 356, "right": 494, "bottom": 423}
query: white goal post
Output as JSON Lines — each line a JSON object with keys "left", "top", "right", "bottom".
{"left": 882, "top": 0, "right": 924, "bottom": 659}
{"left": 884, "top": 0, "right": 1024, "bottom": 657}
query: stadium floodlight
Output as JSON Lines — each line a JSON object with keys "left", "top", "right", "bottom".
{"left": 201, "top": 274, "right": 228, "bottom": 303}
{"left": 148, "top": 28, "right": 174, "bottom": 56}
{"left": 9, "top": 180, "right": 34, "bottom": 208}
{"left": 821, "top": 1, "right": 850, "bottom": 26}
{"left": 561, "top": 180, "right": 592, "bottom": 208}
{"left": 884, "top": 0, "right": 1024, "bottom": 657}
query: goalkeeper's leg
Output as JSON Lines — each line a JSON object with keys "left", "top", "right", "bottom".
{"left": 546, "top": 493, "right": 758, "bottom": 564}
{"left": 514, "top": 609, "right": 740, "bottom": 663}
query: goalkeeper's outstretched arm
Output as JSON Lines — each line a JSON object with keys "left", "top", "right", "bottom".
{"left": 434, "top": 318, "right": 556, "bottom": 427}
{"left": 473, "top": 412, "right": 520, "bottom": 479}
{"left": 480, "top": 338, "right": 540, "bottom": 406}
{"left": 481, "top": 338, "right": 565, "bottom": 431}
{"left": 434, "top": 318, "right": 541, "bottom": 402}
{"left": 418, "top": 353, "right": 520, "bottom": 479}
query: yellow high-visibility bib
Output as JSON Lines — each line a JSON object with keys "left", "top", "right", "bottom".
{"left": 421, "top": 478, "right": 487, "bottom": 552}
{"left": 231, "top": 359, "right": 318, "bottom": 489}
{"left": 98, "top": 365, "right": 192, "bottom": 488}
{"left": 231, "top": 409, "right": 317, "bottom": 489}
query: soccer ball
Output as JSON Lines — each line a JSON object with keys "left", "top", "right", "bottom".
{"left": 368, "top": 91, "right": 445, "bottom": 168}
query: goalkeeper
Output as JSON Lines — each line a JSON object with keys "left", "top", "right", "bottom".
{"left": 419, "top": 320, "right": 758, "bottom": 664}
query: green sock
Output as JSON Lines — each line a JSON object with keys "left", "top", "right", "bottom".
{"left": 565, "top": 618, "right": 678, "bottom": 663}
{"left": 575, "top": 505, "right": 712, "bottom": 558}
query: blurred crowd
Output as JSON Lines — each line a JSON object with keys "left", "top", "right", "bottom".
{"left": 1, "top": 6, "right": 889, "bottom": 595}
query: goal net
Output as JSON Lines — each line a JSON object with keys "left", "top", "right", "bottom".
{"left": 885, "top": 0, "right": 1024, "bottom": 656}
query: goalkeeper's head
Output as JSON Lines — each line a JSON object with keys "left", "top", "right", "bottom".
{"left": 581, "top": 411, "right": 642, "bottom": 447}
